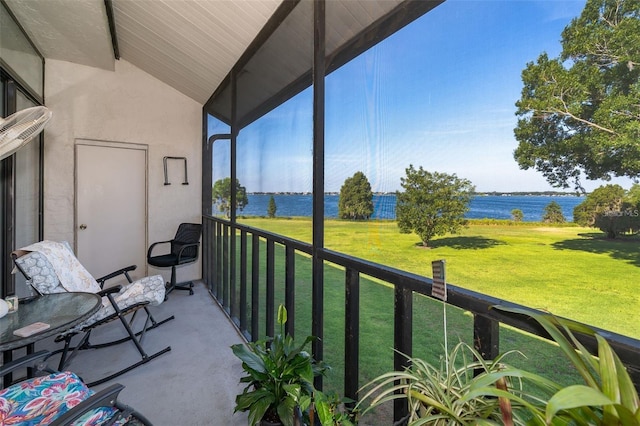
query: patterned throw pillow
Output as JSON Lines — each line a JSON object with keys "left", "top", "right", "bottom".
{"left": 17, "top": 241, "right": 101, "bottom": 293}
{"left": 14, "top": 251, "right": 65, "bottom": 294}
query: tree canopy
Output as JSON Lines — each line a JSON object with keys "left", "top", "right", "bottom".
{"left": 395, "top": 165, "right": 474, "bottom": 247}
{"left": 212, "top": 177, "right": 248, "bottom": 218}
{"left": 542, "top": 201, "right": 566, "bottom": 223}
{"left": 511, "top": 209, "right": 524, "bottom": 222}
{"left": 573, "top": 184, "right": 626, "bottom": 226}
{"left": 338, "top": 171, "right": 374, "bottom": 220}
{"left": 267, "top": 195, "right": 277, "bottom": 218}
{"left": 513, "top": 0, "right": 640, "bottom": 191}
{"left": 573, "top": 183, "right": 640, "bottom": 237}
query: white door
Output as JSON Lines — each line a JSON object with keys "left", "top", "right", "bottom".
{"left": 76, "top": 141, "right": 147, "bottom": 283}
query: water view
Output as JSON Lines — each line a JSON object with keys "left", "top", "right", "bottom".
{"left": 231, "top": 194, "right": 584, "bottom": 222}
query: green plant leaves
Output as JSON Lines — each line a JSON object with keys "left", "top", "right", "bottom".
{"left": 235, "top": 387, "right": 276, "bottom": 426}
{"left": 357, "top": 342, "right": 516, "bottom": 424}
{"left": 545, "top": 385, "right": 613, "bottom": 423}
{"left": 493, "top": 305, "right": 640, "bottom": 424}
{"left": 231, "top": 344, "right": 267, "bottom": 373}
{"left": 278, "top": 304, "right": 287, "bottom": 326}
{"left": 232, "top": 304, "right": 329, "bottom": 425}
{"left": 361, "top": 306, "right": 639, "bottom": 426}
{"left": 314, "top": 398, "right": 333, "bottom": 426}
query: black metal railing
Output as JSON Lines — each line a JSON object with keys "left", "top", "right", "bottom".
{"left": 203, "top": 215, "right": 640, "bottom": 423}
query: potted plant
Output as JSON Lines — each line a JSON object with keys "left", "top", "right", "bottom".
{"left": 232, "top": 305, "right": 327, "bottom": 426}
{"left": 470, "top": 307, "right": 640, "bottom": 426}
{"left": 357, "top": 341, "right": 523, "bottom": 425}
{"left": 358, "top": 307, "right": 640, "bottom": 425}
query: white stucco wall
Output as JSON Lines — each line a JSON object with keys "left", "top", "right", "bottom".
{"left": 44, "top": 58, "right": 202, "bottom": 283}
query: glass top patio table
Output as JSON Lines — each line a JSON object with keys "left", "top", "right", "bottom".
{"left": 0, "top": 292, "right": 101, "bottom": 351}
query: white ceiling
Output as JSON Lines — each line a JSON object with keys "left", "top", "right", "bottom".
{"left": 5, "top": 0, "right": 282, "bottom": 105}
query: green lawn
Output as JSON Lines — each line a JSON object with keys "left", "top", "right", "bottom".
{"left": 238, "top": 216, "right": 640, "bottom": 339}
{"left": 231, "top": 216, "right": 639, "bottom": 421}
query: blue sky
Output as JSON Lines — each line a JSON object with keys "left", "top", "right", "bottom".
{"left": 209, "top": 0, "right": 635, "bottom": 194}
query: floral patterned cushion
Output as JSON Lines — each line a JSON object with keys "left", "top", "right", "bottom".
{"left": 0, "top": 371, "right": 127, "bottom": 425}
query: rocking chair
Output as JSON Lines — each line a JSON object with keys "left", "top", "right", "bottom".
{"left": 12, "top": 240, "right": 174, "bottom": 386}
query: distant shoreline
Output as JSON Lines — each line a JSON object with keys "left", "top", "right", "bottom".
{"left": 249, "top": 191, "right": 581, "bottom": 196}
{"left": 236, "top": 193, "right": 584, "bottom": 221}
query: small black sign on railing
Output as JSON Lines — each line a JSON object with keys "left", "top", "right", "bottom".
{"left": 431, "top": 259, "right": 446, "bottom": 301}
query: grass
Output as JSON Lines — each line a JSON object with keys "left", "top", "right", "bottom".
{"left": 230, "top": 216, "right": 639, "bottom": 421}
{"left": 237, "top": 216, "right": 640, "bottom": 339}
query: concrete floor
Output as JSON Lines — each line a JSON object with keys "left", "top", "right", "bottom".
{"left": 32, "top": 281, "right": 249, "bottom": 426}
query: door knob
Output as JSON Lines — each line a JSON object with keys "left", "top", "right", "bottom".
{"left": 79, "top": 224, "right": 87, "bottom": 230}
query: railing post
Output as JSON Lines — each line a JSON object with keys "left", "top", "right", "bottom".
{"left": 215, "top": 221, "right": 222, "bottom": 298}
{"left": 266, "top": 240, "right": 275, "bottom": 338}
{"left": 202, "top": 218, "right": 210, "bottom": 292}
{"left": 251, "top": 234, "right": 260, "bottom": 341}
{"left": 474, "top": 314, "right": 499, "bottom": 360}
{"left": 230, "top": 225, "right": 237, "bottom": 318}
{"left": 240, "top": 230, "right": 247, "bottom": 333}
{"left": 207, "top": 219, "right": 213, "bottom": 290}
{"left": 344, "top": 267, "right": 360, "bottom": 409}
{"left": 223, "top": 224, "right": 229, "bottom": 311}
{"left": 394, "top": 286, "right": 412, "bottom": 424}
{"left": 285, "top": 245, "right": 295, "bottom": 337}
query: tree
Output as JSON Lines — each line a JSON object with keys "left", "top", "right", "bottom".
{"left": 511, "top": 209, "right": 524, "bottom": 222}
{"left": 513, "top": 0, "right": 640, "bottom": 191}
{"left": 267, "top": 195, "right": 277, "bottom": 218}
{"left": 212, "top": 177, "right": 248, "bottom": 218}
{"left": 338, "top": 171, "right": 374, "bottom": 220}
{"left": 593, "top": 207, "right": 640, "bottom": 238}
{"left": 626, "top": 183, "right": 640, "bottom": 207}
{"left": 542, "top": 201, "right": 566, "bottom": 223}
{"left": 573, "top": 184, "right": 626, "bottom": 226}
{"left": 573, "top": 183, "right": 640, "bottom": 237}
{"left": 395, "top": 165, "right": 474, "bottom": 247}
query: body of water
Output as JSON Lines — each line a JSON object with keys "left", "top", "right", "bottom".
{"left": 231, "top": 194, "right": 584, "bottom": 222}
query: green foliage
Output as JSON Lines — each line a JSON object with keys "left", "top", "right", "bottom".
{"left": 311, "top": 391, "right": 357, "bottom": 426}
{"left": 594, "top": 209, "right": 640, "bottom": 238}
{"left": 231, "top": 305, "right": 327, "bottom": 426}
{"left": 472, "top": 307, "right": 640, "bottom": 426}
{"left": 338, "top": 172, "right": 374, "bottom": 220}
{"left": 626, "top": 184, "right": 640, "bottom": 207}
{"left": 357, "top": 342, "right": 525, "bottom": 425}
{"left": 574, "top": 184, "right": 626, "bottom": 226}
{"left": 513, "top": 0, "right": 640, "bottom": 190}
{"left": 542, "top": 201, "right": 566, "bottom": 223}
{"left": 212, "top": 177, "right": 248, "bottom": 218}
{"left": 573, "top": 184, "right": 640, "bottom": 237}
{"left": 267, "top": 195, "right": 277, "bottom": 218}
{"left": 511, "top": 209, "right": 524, "bottom": 222}
{"left": 359, "top": 308, "right": 639, "bottom": 426}
{"left": 395, "top": 165, "right": 474, "bottom": 247}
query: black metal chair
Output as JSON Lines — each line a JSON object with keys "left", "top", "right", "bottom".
{"left": 147, "top": 223, "right": 202, "bottom": 296}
